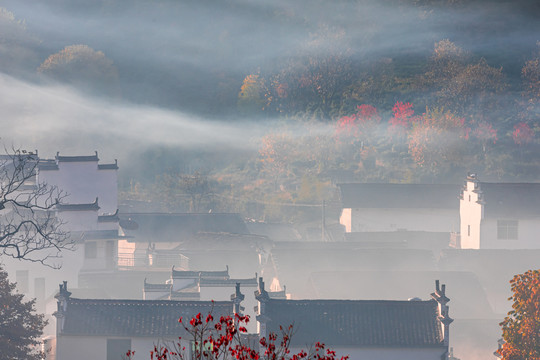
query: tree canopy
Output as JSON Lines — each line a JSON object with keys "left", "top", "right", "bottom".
{"left": 497, "top": 269, "right": 540, "bottom": 360}
{"left": 0, "top": 266, "right": 47, "bottom": 360}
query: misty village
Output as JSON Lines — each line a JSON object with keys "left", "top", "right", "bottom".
{"left": 0, "top": 1, "right": 539, "bottom": 360}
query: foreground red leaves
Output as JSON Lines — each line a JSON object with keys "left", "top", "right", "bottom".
{"left": 127, "top": 310, "right": 348, "bottom": 360}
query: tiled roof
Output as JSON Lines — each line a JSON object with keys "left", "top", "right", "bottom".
{"left": 200, "top": 277, "right": 258, "bottom": 287}
{"left": 262, "top": 299, "right": 444, "bottom": 347}
{"left": 172, "top": 268, "right": 230, "bottom": 279}
{"left": 119, "top": 213, "right": 250, "bottom": 242}
{"left": 98, "top": 210, "right": 120, "bottom": 223}
{"left": 37, "top": 160, "right": 59, "bottom": 171}
{"left": 56, "top": 152, "right": 99, "bottom": 162}
{"left": 476, "top": 182, "right": 540, "bottom": 218}
{"left": 307, "top": 271, "right": 495, "bottom": 319}
{"left": 60, "top": 298, "right": 232, "bottom": 337}
{"left": 98, "top": 163, "right": 119, "bottom": 170}
{"left": 338, "top": 183, "right": 460, "bottom": 209}
{"left": 143, "top": 282, "right": 172, "bottom": 291}
{"left": 56, "top": 198, "right": 100, "bottom": 212}
{"left": 79, "top": 230, "right": 120, "bottom": 240}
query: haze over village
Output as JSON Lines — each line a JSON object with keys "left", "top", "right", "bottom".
{"left": 0, "top": 1, "right": 539, "bottom": 360}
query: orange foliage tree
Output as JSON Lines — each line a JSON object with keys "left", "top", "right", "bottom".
{"left": 408, "top": 108, "right": 469, "bottom": 174}
{"left": 497, "top": 269, "right": 540, "bottom": 360}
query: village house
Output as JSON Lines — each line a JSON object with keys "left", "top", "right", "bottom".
{"left": 338, "top": 183, "right": 460, "bottom": 234}
{"left": 459, "top": 174, "right": 540, "bottom": 249}
{"left": 143, "top": 266, "right": 262, "bottom": 333}
{"left": 2, "top": 152, "right": 119, "bottom": 319}
{"left": 49, "top": 282, "right": 235, "bottom": 360}
{"left": 255, "top": 277, "right": 453, "bottom": 360}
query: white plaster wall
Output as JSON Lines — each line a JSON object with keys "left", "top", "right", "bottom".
{"left": 289, "top": 346, "right": 446, "bottom": 360}
{"left": 81, "top": 240, "right": 117, "bottom": 271}
{"left": 96, "top": 169, "right": 118, "bottom": 215}
{"left": 57, "top": 210, "right": 98, "bottom": 232}
{"left": 56, "top": 336, "right": 105, "bottom": 360}
{"left": 339, "top": 208, "right": 352, "bottom": 233}
{"left": 480, "top": 218, "right": 540, "bottom": 249}
{"left": 172, "top": 278, "right": 198, "bottom": 291}
{"left": 459, "top": 182, "right": 483, "bottom": 249}
{"left": 38, "top": 162, "right": 117, "bottom": 214}
{"left": 56, "top": 336, "right": 187, "bottom": 360}
{"left": 349, "top": 208, "right": 458, "bottom": 233}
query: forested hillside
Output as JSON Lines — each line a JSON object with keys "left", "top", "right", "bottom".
{"left": 1, "top": 0, "right": 538, "bottom": 220}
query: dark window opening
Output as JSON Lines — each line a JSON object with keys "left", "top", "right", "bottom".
{"left": 497, "top": 220, "right": 518, "bottom": 240}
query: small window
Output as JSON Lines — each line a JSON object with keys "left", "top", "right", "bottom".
{"left": 107, "top": 339, "right": 131, "bottom": 360}
{"left": 467, "top": 225, "right": 471, "bottom": 236}
{"left": 497, "top": 220, "right": 518, "bottom": 240}
{"left": 85, "top": 241, "right": 97, "bottom": 259}
{"left": 16, "top": 270, "right": 29, "bottom": 293}
{"left": 468, "top": 195, "right": 471, "bottom": 202}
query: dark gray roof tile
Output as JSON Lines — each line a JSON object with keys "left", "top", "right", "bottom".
{"left": 338, "top": 183, "right": 460, "bottom": 209}
{"left": 263, "top": 299, "right": 444, "bottom": 347}
{"left": 61, "top": 298, "right": 232, "bottom": 337}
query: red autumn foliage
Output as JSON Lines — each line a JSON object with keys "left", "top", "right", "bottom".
{"left": 496, "top": 270, "right": 540, "bottom": 360}
{"left": 335, "top": 104, "right": 381, "bottom": 143}
{"left": 388, "top": 101, "right": 415, "bottom": 139}
{"left": 127, "top": 310, "right": 348, "bottom": 360}
{"left": 472, "top": 121, "right": 498, "bottom": 145}
{"left": 512, "top": 122, "right": 534, "bottom": 146}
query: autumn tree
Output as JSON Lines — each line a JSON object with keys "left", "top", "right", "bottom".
{"left": 237, "top": 73, "right": 268, "bottom": 116}
{"left": 472, "top": 121, "right": 497, "bottom": 154}
{"left": 258, "top": 132, "right": 295, "bottom": 191}
{"left": 265, "top": 26, "right": 353, "bottom": 120}
{"left": 408, "top": 107, "right": 470, "bottom": 178}
{"left": 0, "top": 150, "right": 71, "bottom": 267}
{"left": 335, "top": 104, "right": 381, "bottom": 146}
{"left": 129, "top": 311, "right": 348, "bottom": 360}
{"left": 520, "top": 44, "right": 540, "bottom": 122}
{"left": 0, "top": 266, "right": 47, "bottom": 360}
{"left": 512, "top": 122, "right": 535, "bottom": 146}
{"left": 388, "top": 101, "right": 415, "bottom": 142}
{"left": 38, "top": 44, "right": 119, "bottom": 95}
{"left": 423, "top": 40, "right": 507, "bottom": 119}
{"left": 497, "top": 269, "right": 540, "bottom": 360}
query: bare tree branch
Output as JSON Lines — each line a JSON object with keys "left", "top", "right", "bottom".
{"left": 0, "top": 149, "right": 73, "bottom": 268}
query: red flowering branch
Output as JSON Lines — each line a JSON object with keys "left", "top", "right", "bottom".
{"left": 127, "top": 309, "right": 348, "bottom": 360}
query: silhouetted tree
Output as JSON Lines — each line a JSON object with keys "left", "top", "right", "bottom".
{"left": 0, "top": 265, "right": 47, "bottom": 360}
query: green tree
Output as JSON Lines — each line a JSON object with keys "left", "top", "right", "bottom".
{"left": 0, "top": 266, "right": 47, "bottom": 360}
{"left": 497, "top": 269, "right": 540, "bottom": 360}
